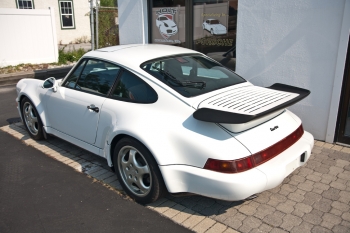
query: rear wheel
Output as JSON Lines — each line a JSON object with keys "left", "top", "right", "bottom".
{"left": 21, "top": 97, "right": 44, "bottom": 140}
{"left": 113, "top": 137, "right": 166, "bottom": 204}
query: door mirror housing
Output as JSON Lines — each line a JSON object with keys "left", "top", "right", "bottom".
{"left": 42, "top": 77, "right": 58, "bottom": 92}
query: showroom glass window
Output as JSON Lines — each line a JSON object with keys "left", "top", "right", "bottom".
{"left": 150, "top": 0, "right": 186, "bottom": 47}
{"left": 150, "top": 0, "right": 238, "bottom": 71}
{"left": 17, "top": 0, "right": 34, "bottom": 9}
{"left": 58, "top": 0, "right": 75, "bottom": 29}
{"left": 193, "top": 0, "right": 237, "bottom": 70}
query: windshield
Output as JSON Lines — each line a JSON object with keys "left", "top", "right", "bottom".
{"left": 141, "top": 55, "right": 246, "bottom": 97}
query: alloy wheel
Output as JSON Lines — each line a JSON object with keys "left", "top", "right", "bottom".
{"left": 118, "top": 146, "right": 152, "bottom": 197}
{"left": 23, "top": 102, "right": 39, "bottom": 136}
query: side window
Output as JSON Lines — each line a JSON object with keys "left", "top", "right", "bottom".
{"left": 112, "top": 70, "right": 157, "bottom": 103}
{"left": 63, "top": 59, "right": 87, "bottom": 88}
{"left": 74, "top": 59, "right": 120, "bottom": 96}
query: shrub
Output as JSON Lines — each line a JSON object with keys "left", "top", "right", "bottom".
{"left": 58, "top": 46, "right": 86, "bottom": 65}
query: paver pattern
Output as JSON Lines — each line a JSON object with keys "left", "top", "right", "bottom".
{"left": 1, "top": 123, "right": 350, "bottom": 233}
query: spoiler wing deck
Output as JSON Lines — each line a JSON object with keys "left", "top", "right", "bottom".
{"left": 193, "top": 83, "right": 310, "bottom": 124}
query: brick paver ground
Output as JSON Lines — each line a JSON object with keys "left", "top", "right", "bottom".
{"left": 1, "top": 123, "right": 349, "bottom": 233}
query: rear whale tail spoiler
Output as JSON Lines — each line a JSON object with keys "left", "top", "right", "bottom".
{"left": 193, "top": 83, "right": 310, "bottom": 124}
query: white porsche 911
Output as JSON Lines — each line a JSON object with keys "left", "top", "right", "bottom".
{"left": 16, "top": 44, "right": 314, "bottom": 204}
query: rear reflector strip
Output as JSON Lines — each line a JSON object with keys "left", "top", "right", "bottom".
{"left": 204, "top": 124, "right": 304, "bottom": 173}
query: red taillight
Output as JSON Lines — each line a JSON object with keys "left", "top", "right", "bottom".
{"left": 203, "top": 124, "right": 304, "bottom": 173}
{"left": 235, "top": 156, "right": 254, "bottom": 172}
{"left": 204, "top": 159, "right": 237, "bottom": 173}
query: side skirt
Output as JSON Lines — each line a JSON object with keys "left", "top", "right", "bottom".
{"left": 44, "top": 126, "right": 104, "bottom": 158}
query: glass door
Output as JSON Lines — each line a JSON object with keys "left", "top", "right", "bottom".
{"left": 336, "top": 35, "right": 350, "bottom": 145}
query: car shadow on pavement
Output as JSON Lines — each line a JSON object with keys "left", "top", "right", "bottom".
{"left": 2, "top": 122, "right": 350, "bottom": 233}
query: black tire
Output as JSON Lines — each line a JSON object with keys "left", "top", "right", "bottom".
{"left": 113, "top": 137, "right": 166, "bottom": 204}
{"left": 21, "top": 97, "right": 44, "bottom": 140}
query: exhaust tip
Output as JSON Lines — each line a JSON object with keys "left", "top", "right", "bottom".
{"left": 244, "top": 194, "right": 258, "bottom": 201}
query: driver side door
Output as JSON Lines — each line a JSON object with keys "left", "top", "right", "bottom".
{"left": 45, "top": 58, "right": 120, "bottom": 145}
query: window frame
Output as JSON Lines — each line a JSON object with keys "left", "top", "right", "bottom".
{"left": 62, "top": 57, "right": 158, "bottom": 104}
{"left": 16, "top": 0, "right": 35, "bottom": 9}
{"left": 62, "top": 58, "right": 121, "bottom": 97}
{"left": 58, "top": 0, "right": 76, "bottom": 29}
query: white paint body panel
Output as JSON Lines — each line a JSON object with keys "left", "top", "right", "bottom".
{"left": 16, "top": 44, "right": 314, "bottom": 201}
{"left": 45, "top": 86, "right": 105, "bottom": 144}
{"left": 160, "top": 131, "right": 313, "bottom": 200}
{"left": 232, "top": 110, "right": 301, "bottom": 154}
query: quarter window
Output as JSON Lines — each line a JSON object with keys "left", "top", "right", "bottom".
{"left": 112, "top": 70, "right": 158, "bottom": 103}
{"left": 17, "top": 0, "right": 34, "bottom": 9}
{"left": 59, "top": 1, "right": 75, "bottom": 29}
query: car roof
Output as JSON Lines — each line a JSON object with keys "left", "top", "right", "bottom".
{"left": 83, "top": 44, "right": 201, "bottom": 70}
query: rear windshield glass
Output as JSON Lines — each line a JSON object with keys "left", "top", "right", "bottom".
{"left": 141, "top": 55, "right": 246, "bottom": 97}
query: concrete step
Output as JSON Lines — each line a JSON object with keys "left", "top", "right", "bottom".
{"left": 0, "top": 66, "right": 73, "bottom": 86}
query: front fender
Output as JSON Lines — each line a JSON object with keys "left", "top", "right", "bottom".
{"left": 16, "top": 79, "right": 49, "bottom": 126}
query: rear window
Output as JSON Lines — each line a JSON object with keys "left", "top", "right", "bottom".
{"left": 141, "top": 55, "right": 245, "bottom": 97}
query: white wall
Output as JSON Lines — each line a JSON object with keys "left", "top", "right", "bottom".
{"left": 236, "top": 0, "right": 350, "bottom": 141}
{"left": 0, "top": 8, "right": 58, "bottom": 67}
{"left": 32, "top": 0, "right": 91, "bottom": 44}
{"left": 118, "top": 0, "right": 148, "bottom": 44}
{"left": 0, "top": 0, "right": 91, "bottom": 44}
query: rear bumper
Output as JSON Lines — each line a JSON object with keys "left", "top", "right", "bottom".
{"left": 159, "top": 131, "right": 314, "bottom": 201}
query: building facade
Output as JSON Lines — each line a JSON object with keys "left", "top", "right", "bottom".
{"left": 0, "top": 0, "right": 91, "bottom": 44}
{"left": 117, "top": 0, "right": 350, "bottom": 145}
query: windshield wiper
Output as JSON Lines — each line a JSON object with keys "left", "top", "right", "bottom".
{"left": 152, "top": 66, "right": 206, "bottom": 89}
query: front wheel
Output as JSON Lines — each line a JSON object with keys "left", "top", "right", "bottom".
{"left": 21, "top": 97, "right": 44, "bottom": 140}
{"left": 113, "top": 137, "right": 166, "bottom": 204}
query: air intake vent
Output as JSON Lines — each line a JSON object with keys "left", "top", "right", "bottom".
{"left": 199, "top": 86, "right": 299, "bottom": 115}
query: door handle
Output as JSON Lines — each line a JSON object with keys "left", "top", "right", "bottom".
{"left": 87, "top": 104, "right": 99, "bottom": 113}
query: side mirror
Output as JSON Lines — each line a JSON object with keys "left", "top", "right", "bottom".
{"left": 42, "top": 77, "right": 58, "bottom": 92}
